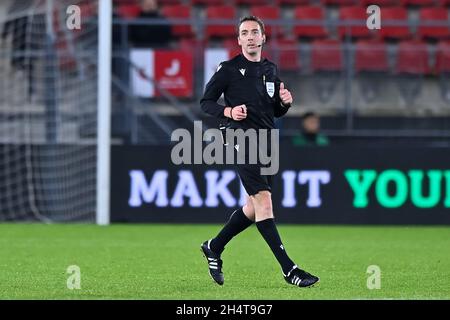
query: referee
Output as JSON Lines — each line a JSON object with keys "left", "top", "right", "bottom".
{"left": 200, "top": 16, "right": 319, "bottom": 288}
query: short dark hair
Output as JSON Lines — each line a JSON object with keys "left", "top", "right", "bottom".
{"left": 237, "top": 15, "right": 265, "bottom": 35}
{"left": 302, "top": 111, "right": 319, "bottom": 120}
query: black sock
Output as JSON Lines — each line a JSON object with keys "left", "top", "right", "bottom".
{"left": 210, "top": 208, "right": 253, "bottom": 255}
{"left": 256, "top": 218, "right": 296, "bottom": 275}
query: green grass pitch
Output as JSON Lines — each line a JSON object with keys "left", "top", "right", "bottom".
{"left": 0, "top": 224, "right": 449, "bottom": 299}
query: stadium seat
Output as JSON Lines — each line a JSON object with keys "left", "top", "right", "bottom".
{"left": 440, "top": 0, "right": 450, "bottom": 6}
{"left": 379, "top": 7, "right": 410, "bottom": 40}
{"left": 395, "top": 39, "right": 430, "bottom": 104}
{"left": 396, "top": 40, "right": 430, "bottom": 74}
{"left": 418, "top": 8, "right": 450, "bottom": 40}
{"left": 436, "top": 40, "right": 450, "bottom": 102}
{"left": 311, "top": 39, "right": 343, "bottom": 71}
{"left": 116, "top": 4, "right": 141, "bottom": 19}
{"left": 401, "top": 0, "right": 435, "bottom": 6}
{"left": 293, "top": 6, "right": 328, "bottom": 39}
{"left": 354, "top": 39, "right": 389, "bottom": 73}
{"left": 223, "top": 38, "right": 242, "bottom": 58}
{"left": 161, "top": 5, "right": 194, "bottom": 38}
{"left": 205, "top": 6, "right": 237, "bottom": 39}
{"left": 360, "top": 0, "right": 400, "bottom": 6}
{"left": 235, "top": 0, "right": 271, "bottom": 5}
{"left": 77, "top": 2, "right": 97, "bottom": 19}
{"left": 310, "top": 39, "right": 343, "bottom": 102}
{"left": 179, "top": 38, "right": 205, "bottom": 52}
{"left": 191, "top": 0, "right": 228, "bottom": 5}
{"left": 354, "top": 39, "right": 390, "bottom": 102}
{"left": 320, "top": 0, "right": 357, "bottom": 6}
{"left": 273, "top": 38, "right": 301, "bottom": 71}
{"left": 275, "top": 0, "right": 310, "bottom": 5}
{"left": 249, "top": 6, "right": 281, "bottom": 38}
{"left": 339, "top": 6, "right": 371, "bottom": 39}
{"left": 436, "top": 40, "right": 450, "bottom": 73}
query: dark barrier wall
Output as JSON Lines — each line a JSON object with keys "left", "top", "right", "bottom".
{"left": 111, "top": 145, "right": 450, "bottom": 224}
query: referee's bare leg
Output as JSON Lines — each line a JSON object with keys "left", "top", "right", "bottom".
{"left": 243, "top": 195, "right": 256, "bottom": 221}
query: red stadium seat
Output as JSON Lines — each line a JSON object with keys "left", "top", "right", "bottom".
{"left": 440, "top": 0, "right": 450, "bottom": 6}
{"left": 396, "top": 40, "right": 430, "bottom": 74}
{"left": 273, "top": 39, "right": 301, "bottom": 71}
{"left": 77, "top": 2, "right": 97, "bottom": 18}
{"left": 320, "top": 0, "right": 357, "bottom": 6}
{"left": 179, "top": 38, "right": 205, "bottom": 52}
{"left": 436, "top": 40, "right": 450, "bottom": 73}
{"left": 354, "top": 39, "right": 389, "bottom": 73}
{"left": 401, "top": 0, "right": 435, "bottom": 6}
{"left": 418, "top": 8, "right": 450, "bottom": 40}
{"left": 235, "top": 0, "right": 271, "bottom": 5}
{"left": 311, "top": 39, "right": 343, "bottom": 71}
{"left": 205, "top": 6, "right": 237, "bottom": 38}
{"left": 223, "top": 38, "right": 242, "bottom": 58}
{"left": 293, "top": 6, "right": 328, "bottom": 39}
{"left": 161, "top": 5, "right": 194, "bottom": 38}
{"left": 117, "top": 4, "right": 141, "bottom": 19}
{"left": 275, "top": 0, "right": 310, "bottom": 5}
{"left": 339, "top": 6, "right": 371, "bottom": 39}
{"left": 205, "top": 6, "right": 237, "bottom": 39}
{"left": 379, "top": 7, "right": 410, "bottom": 40}
{"left": 360, "top": 0, "right": 399, "bottom": 5}
{"left": 191, "top": 0, "right": 228, "bottom": 5}
{"left": 249, "top": 6, "right": 281, "bottom": 38}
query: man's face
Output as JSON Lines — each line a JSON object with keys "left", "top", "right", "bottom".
{"left": 238, "top": 20, "right": 265, "bottom": 56}
{"left": 303, "top": 116, "right": 320, "bottom": 133}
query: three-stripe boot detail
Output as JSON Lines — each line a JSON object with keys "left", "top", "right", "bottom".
{"left": 201, "top": 240, "right": 224, "bottom": 285}
{"left": 284, "top": 265, "right": 319, "bottom": 288}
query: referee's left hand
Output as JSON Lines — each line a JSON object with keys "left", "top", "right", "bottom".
{"left": 279, "top": 82, "right": 293, "bottom": 106}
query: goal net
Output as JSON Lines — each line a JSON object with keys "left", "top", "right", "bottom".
{"left": 0, "top": 0, "right": 100, "bottom": 222}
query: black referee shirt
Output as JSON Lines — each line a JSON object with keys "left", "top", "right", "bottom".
{"left": 200, "top": 54, "right": 291, "bottom": 130}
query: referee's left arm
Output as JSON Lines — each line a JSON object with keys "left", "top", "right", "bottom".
{"left": 274, "top": 80, "right": 292, "bottom": 118}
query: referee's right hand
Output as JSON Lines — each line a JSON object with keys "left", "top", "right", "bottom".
{"left": 224, "top": 104, "right": 247, "bottom": 121}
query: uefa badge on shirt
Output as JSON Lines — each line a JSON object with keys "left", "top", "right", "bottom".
{"left": 266, "top": 82, "right": 275, "bottom": 98}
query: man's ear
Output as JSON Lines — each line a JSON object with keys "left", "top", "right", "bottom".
{"left": 237, "top": 36, "right": 242, "bottom": 47}
{"left": 263, "top": 35, "right": 266, "bottom": 43}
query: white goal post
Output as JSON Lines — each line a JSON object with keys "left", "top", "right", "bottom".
{"left": 96, "top": 0, "right": 112, "bottom": 226}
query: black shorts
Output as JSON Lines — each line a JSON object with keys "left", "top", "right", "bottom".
{"left": 231, "top": 141, "right": 274, "bottom": 196}
{"left": 235, "top": 162, "right": 273, "bottom": 196}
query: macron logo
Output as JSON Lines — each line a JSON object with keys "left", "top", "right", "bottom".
{"left": 239, "top": 68, "right": 246, "bottom": 76}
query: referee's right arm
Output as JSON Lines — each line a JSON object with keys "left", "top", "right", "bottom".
{"left": 200, "top": 63, "right": 229, "bottom": 119}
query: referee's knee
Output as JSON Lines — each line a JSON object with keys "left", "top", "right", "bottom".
{"left": 243, "top": 201, "right": 255, "bottom": 221}
{"left": 252, "top": 191, "right": 274, "bottom": 220}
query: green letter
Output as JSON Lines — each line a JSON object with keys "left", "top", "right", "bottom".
{"left": 409, "top": 170, "right": 442, "bottom": 208}
{"left": 376, "top": 170, "right": 408, "bottom": 208}
{"left": 445, "top": 171, "right": 450, "bottom": 208}
{"left": 344, "top": 170, "right": 377, "bottom": 208}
